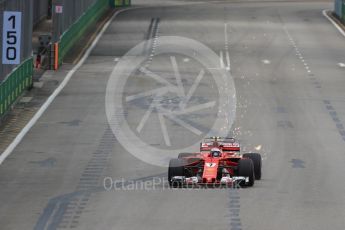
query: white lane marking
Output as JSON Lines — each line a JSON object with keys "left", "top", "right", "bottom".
{"left": 219, "top": 51, "right": 225, "bottom": 68}
{"left": 322, "top": 10, "right": 345, "bottom": 38}
{"left": 183, "top": 58, "right": 190, "bottom": 62}
{"left": 0, "top": 8, "right": 138, "bottom": 165}
{"left": 284, "top": 26, "right": 313, "bottom": 76}
{"left": 262, "top": 59, "right": 271, "bottom": 64}
{"left": 338, "top": 62, "right": 345, "bottom": 68}
{"left": 114, "top": 57, "right": 120, "bottom": 62}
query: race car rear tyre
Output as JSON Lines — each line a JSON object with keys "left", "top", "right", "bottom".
{"left": 238, "top": 159, "right": 255, "bottom": 187}
{"left": 178, "top": 153, "right": 196, "bottom": 158}
{"left": 168, "top": 159, "right": 185, "bottom": 187}
{"left": 243, "top": 153, "right": 262, "bottom": 180}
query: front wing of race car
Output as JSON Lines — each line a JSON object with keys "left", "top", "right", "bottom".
{"left": 170, "top": 175, "right": 250, "bottom": 187}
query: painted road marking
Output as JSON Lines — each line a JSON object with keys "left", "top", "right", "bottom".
{"left": 323, "top": 10, "right": 345, "bottom": 38}
{"left": 338, "top": 62, "right": 345, "bottom": 68}
{"left": 284, "top": 26, "right": 314, "bottom": 78}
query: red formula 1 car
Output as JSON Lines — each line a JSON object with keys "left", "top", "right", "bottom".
{"left": 168, "top": 137, "right": 262, "bottom": 187}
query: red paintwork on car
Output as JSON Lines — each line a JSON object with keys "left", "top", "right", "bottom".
{"left": 202, "top": 156, "right": 219, "bottom": 182}
{"left": 183, "top": 151, "right": 242, "bottom": 183}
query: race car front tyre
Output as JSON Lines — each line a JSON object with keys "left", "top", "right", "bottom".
{"left": 243, "top": 153, "right": 262, "bottom": 180}
{"left": 238, "top": 159, "right": 255, "bottom": 187}
{"left": 168, "top": 159, "right": 185, "bottom": 187}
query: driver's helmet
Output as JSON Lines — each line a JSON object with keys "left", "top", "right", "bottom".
{"left": 211, "top": 148, "right": 221, "bottom": 157}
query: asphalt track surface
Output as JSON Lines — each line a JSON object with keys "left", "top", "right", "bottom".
{"left": 1, "top": 0, "right": 345, "bottom": 229}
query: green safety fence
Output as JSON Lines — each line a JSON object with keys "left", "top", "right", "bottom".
{"left": 335, "top": 0, "right": 343, "bottom": 19}
{"left": 0, "top": 58, "right": 33, "bottom": 117}
{"left": 111, "top": 0, "right": 131, "bottom": 7}
{"left": 58, "top": 0, "right": 109, "bottom": 66}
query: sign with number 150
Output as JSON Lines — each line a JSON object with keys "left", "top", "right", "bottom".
{"left": 2, "top": 11, "right": 22, "bottom": 65}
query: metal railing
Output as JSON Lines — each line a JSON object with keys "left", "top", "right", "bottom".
{"left": 57, "top": 0, "right": 109, "bottom": 66}
{"left": 0, "top": 58, "right": 33, "bottom": 117}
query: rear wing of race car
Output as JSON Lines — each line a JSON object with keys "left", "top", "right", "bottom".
{"left": 200, "top": 137, "right": 240, "bottom": 152}
{"left": 219, "top": 142, "right": 240, "bottom": 152}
